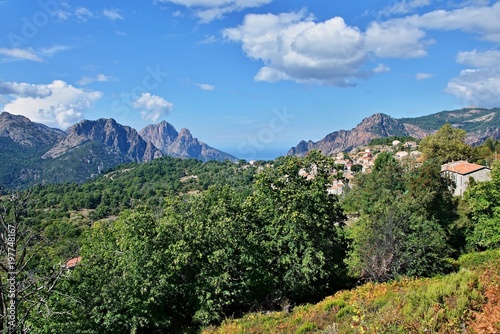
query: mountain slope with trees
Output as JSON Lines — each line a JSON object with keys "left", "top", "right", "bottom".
{"left": 0, "top": 112, "right": 238, "bottom": 188}
{"left": 288, "top": 108, "right": 500, "bottom": 156}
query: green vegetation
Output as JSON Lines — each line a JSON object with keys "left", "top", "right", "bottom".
{"left": 0, "top": 125, "right": 499, "bottom": 333}
{"left": 419, "top": 123, "right": 472, "bottom": 163}
{"left": 204, "top": 249, "right": 500, "bottom": 334}
{"left": 400, "top": 107, "right": 500, "bottom": 132}
{"left": 344, "top": 153, "right": 455, "bottom": 282}
{"left": 464, "top": 161, "right": 500, "bottom": 250}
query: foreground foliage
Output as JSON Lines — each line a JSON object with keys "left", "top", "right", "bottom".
{"left": 464, "top": 161, "right": 500, "bottom": 250}
{"left": 33, "top": 152, "right": 349, "bottom": 332}
{"left": 344, "top": 153, "right": 456, "bottom": 282}
{"left": 204, "top": 249, "right": 500, "bottom": 334}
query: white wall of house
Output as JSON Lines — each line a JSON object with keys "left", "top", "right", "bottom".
{"left": 452, "top": 168, "right": 491, "bottom": 197}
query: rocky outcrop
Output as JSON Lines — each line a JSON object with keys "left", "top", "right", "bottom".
{"left": 0, "top": 112, "right": 66, "bottom": 147}
{"left": 139, "top": 121, "right": 238, "bottom": 162}
{"left": 288, "top": 113, "right": 410, "bottom": 156}
{"left": 288, "top": 108, "right": 500, "bottom": 157}
{"left": 43, "top": 118, "right": 162, "bottom": 162}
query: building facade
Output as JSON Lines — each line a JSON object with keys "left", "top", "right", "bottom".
{"left": 441, "top": 161, "right": 492, "bottom": 196}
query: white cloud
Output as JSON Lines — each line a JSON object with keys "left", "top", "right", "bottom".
{"left": 225, "top": 3, "right": 500, "bottom": 86}
{"left": 456, "top": 49, "right": 500, "bottom": 68}
{"left": 446, "top": 68, "right": 500, "bottom": 107}
{"left": 115, "top": 30, "right": 127, "bottom": 36}
{"left": 133, "top": 93, "right": 173, "bottom": 122}
{"left": 0, "top": 81, "right": 52, "bottom": 98}
{"left": 379, "top": 0, "right": 432, "bottom": 16}
{"left": 0, "top": 48, "right": 42, "bottom": 62}
{"left": 103, "top": 8, "right": 124, "bottom": 21}
{"left": 195, "top": 83, "right": 215, "bottom": 91}
{"left": 406, "top": 2, "right": 500, "bottom": 42}
{"left": 365, "top": 21, "right": 432, "bottom": 58}
{"left": 374, "top": 64, "right": 390, "bottom": 73}
{"left": 39, "top": 45, "right": 72, "bottom": 57}
{"left": 156, "top": 0, "right": 273, "bottom": 22}
{"left": 54, "top": 5, "right": 94, "bottom": 22}
{"left": 198, "top": 35, "right": 217, "bottom": 44}
{"left": 416, "top": 72, "right": 433, "bottom": 80}
{"left": 3, "top": 80, "right": 102, "bottom": 128}
{"left": 78, "top": 74, "right": 116, "bottom": 86}
{"left": 224, "top": 10, "right": 427, "bottom": 85}
{"left": 75, "top": 7, "right": 93, "bottom": 22}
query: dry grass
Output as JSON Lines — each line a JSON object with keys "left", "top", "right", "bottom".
{"left": 203, "top": 249, "right": 500, "bottom": 334}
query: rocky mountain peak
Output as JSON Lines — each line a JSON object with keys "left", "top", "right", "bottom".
{"left": 43, "top": 118, "right": 161, "bottom": 162}
{"left": 288, "top": 113, "right": 410, "bottom": 156}
{"left": 0, "top": 111, "right": 66, "bottom": 147}
{"left": 139, "top": 122, "right": 237, "bottom": 162}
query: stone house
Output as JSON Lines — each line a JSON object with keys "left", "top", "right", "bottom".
{"left": 441, "top": 161, "right": 491, "bottom": 196}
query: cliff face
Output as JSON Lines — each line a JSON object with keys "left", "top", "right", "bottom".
{"left": 0, "top": 112, "right": 66, "bottom": 147}
{"left": 288, "top": 113, "right": 411, "bottom": 156}
{"left": 43, "top": 118, "right": 162, "bottom": 162}
{"left": 288, "top": 108, "right": 500, "bottom": 156}
{"left": 139, "top": 121, "right": 238, "bottom": 162}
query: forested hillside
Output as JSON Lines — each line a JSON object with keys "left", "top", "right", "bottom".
{"left": 0, "top": 125, "right": 499, "bottom": 333}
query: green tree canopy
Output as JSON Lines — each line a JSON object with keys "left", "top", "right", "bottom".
{"left": 419, "top": 123, "right": 472, "bottom": 164}
{"left": 464, "top": 162, "right": 500, "bottom": 250}
{"left": 247, "top": 150, "right": 348, "bottom": 302}
{"left": 344, "top": 154, "right": 455, "bottom": 282}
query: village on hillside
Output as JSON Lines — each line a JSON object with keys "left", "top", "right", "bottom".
{"left": 327, "top": 140, "right": 491, "bottom": 196}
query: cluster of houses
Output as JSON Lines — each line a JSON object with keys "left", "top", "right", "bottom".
{"left": 325, "top": 140, "right": 492, "bottom": 197}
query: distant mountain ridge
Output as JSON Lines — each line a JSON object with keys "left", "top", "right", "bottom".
{"left": 0, "top": 112, "right": 66, "bottom": 147}
{"left": 139, "top": 121, "right": 238, "bottom": 162}
{"left": 288, "top": 108, "right": 500, "bottom": 156}
{"left": 0, "top": 112, "right": 237, "bottom": 188}
{"left": 43, "top": 118, "right": 161, "bottom": 162}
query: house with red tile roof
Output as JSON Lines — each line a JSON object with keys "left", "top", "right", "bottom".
{"left": 65, "top": 256, "right": 82, "bottom": 269}
{"left": 441, "top": 161, "right": 491, "bottom": 196}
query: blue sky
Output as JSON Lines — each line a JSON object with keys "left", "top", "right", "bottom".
{"left": 1, "top": 0, "right": 500, "bottom": 160}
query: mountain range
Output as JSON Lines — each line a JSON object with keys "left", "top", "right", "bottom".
{"left": 0, "top": 112, "right": 236, "bottom": 188}
{"left": 288, "top": 107, "right": 500, "bottom": 156}
{"left": 1, "top": 107, "right": 499, "bottom": 188}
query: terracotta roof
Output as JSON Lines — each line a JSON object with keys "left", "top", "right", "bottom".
{"left": 65, "top": 256, "right": 82, "bottom": 268}
{"left": 441, "top": 161, "right": 489, "bottom": 175}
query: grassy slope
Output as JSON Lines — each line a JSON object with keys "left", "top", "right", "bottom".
{"left": 204, "top": 249, "right": 500, "bottom": 334}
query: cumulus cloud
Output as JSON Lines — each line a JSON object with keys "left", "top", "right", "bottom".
{"left": 446, "top": 68, "right": 500, "bottom": 107}
{"left": 224, "top": 10, "right": 430, "bottom": 85}
{"left": 0, "top": 81, "right": 52, "bottom": 98}
{"left": 406, "top": 2, "right": 500, "bottom": 42}
{"left": 224, "top": 2, "right": 500, "bottom": 87}
{"left": 78, "top": 74, "right": 116, "bottom": 86}
{"left": 103, "top": 8, "right": 124, "bottom": 21}
{"left": 133, "top": 93, "right": 173, "bottom": 122}
{"left": 156, "top": 0, "right": 273, "bottom": 22}
{"left": 3, "top": 80, "right": 102, "bottom": 128}
{"left": 456, "top": 49, "right": 500, "bottom": 68}
{"left": 365, "top": 21, "right": 432, "bottom": 58}
{"left": 446, "top": 48, "right": 500, "bottom": 106}
{"left": 416, "top": 72, "right": 433, "bottom": 80}
{"left": 0, "top": 48, "right": 42, "bottom": 62}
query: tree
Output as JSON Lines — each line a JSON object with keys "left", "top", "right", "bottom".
{"left": 246, "top": 150, "right": 348, "bottom": 303}
{"left": 464, "top": 162, "right": 500, "bottom": 249}
{"left": 0, "top": 191, "right": 65, "bottom": 334}
{"left": 344, "top": 155, "right": 455, "bottom": 282}
{"left": 419, "top": 123, "right": 472, "bottom": 164}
